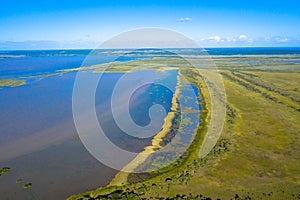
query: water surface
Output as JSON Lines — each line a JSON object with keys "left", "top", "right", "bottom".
{"left": 0, "top": 52, "right": 177, "bottom": 199}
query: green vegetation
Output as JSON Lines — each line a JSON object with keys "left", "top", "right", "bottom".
{"left": 0, "top": 52, "right": 298, "bottom": 199}
{"left": 23, "top": 183, "right": 32, "bottom": 189}
{"left": 0, "top": 167, "right": 10, "bottom": 176}
{"left": 0, "top": 78, "right": 26, "bottom": 87}
{"left": 67, "top": 54, "right": 300, "bottom": 200}
{"left": 16, "top": 179, "right": 23, "bottom": 184}
{"left": 72, "top": 136, "right": 80, "bottom": 141}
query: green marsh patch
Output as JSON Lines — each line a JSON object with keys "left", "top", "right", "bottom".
{"left": 23, "top": 183, "right": 32, "bottom": 189}
{"left": 0, "top": 78, "right": 26, "bottom": 87}
{"left": 0, "top": 167, "right": 10, "bottom": 176}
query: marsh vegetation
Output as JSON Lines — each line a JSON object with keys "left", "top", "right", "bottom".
{"left": 0, "top": 167, "right": 10, "bottom": 176}
{"left": 68, "top": 53, "right": 300, "bottom": 200}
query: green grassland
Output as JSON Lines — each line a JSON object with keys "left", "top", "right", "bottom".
{"left": 67, "top": 55, "right": 300, "bottom": 200}
{"left": 1, "top": 53, "right": 298, "bottom": 199}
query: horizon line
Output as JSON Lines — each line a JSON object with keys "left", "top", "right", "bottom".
{"left": 1, "top": 46, "right": 300, "bottom": 51}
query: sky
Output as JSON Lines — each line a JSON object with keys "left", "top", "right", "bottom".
{"left": 0, "top": 0, "right": 300, "bottom": 49}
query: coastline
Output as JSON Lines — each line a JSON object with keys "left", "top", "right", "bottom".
{"left": 67, "top": 67, "right": 210, "bottom": 200}
{"left": 108, "top": 73, "right": 181, "bottom": 186}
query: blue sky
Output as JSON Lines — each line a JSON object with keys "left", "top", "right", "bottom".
{"left": 0, "top": 0, "right": 300, "bottom": 49}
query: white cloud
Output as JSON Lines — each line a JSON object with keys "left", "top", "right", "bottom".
{"left": 176, "top": 17, "right": 192, "bottom": 22}
{"left": 199, "top": 35, "right": 299, "bottom": 47}
{"left": 263, "top": 36, "right": 292, "bottom": 44}
{"left": 208, "top": 35, "right": 222, "bottom": 42}
{"left": 276, "top": 37, "right": 289, "bottom": 42}
{"left": 205, "top": 35, "right": 252, "bottom": 43}
{"left": 199, "top": 35, "right": 255, "bottom": 46}
{"left": 226, "top": 37, "right": 233, "bottom": 42}
{"left": 238, "top": 35, "right": 254, "bottom": 43}
{"left": 238, "top": 35, "right": 247, "bottom": 40}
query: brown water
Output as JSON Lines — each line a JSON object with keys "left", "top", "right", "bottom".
{"left": 0, "top": 68, "right": 177, "bottom": 199}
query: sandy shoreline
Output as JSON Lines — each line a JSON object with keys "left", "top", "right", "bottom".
{"left": 109, "top": 73, "right": 181, "bottom": 186}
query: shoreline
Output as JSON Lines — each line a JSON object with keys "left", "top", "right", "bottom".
{"left": 67, "top": 67, "right": 209, "bottom": 200}
{"left": 108, "top": 73, "right": 181, "bottom": 186}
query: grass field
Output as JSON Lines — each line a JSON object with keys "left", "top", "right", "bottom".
{"left": 64, "top": 55, "right": 299, "bottom": 200}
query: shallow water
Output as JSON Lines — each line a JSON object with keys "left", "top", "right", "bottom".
{"left": 0, "top": 51, "right": 178, "bottom": 199}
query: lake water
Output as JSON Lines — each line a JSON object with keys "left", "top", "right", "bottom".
{"left": 0, "top": 51, "right": 178, "bottom": 199}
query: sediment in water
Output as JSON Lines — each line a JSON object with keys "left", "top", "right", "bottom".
{"left": 109, "top": 74, "right": 181, "bottom": 186}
